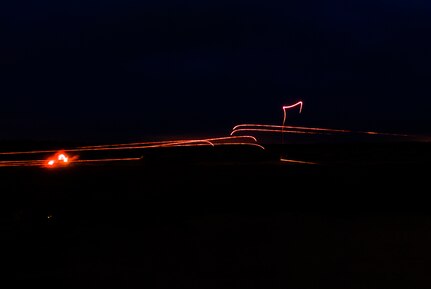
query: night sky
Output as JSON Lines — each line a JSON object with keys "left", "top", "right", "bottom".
{"left": 2, "top": 0, "right": 431, "bottom": 142}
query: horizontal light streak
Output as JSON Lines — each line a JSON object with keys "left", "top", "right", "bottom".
{"left": 280, "top": 158, "right": 318, "bottom": 165}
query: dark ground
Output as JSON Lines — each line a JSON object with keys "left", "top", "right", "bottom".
{"left": 1, "top": 142, "right": 431, "bottom": 288}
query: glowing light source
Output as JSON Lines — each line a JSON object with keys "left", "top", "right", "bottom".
{"left": 58, "top": 154, "right": 68, "bottom": 162}
{"left": 44, "top": 151, "right": 72, "bottom": 168}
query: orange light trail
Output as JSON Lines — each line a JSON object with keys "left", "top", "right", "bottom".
{"left": 213, "top": 142, "right": 266, "bottom": 150}
{"left": 0, "top": 135, "right": 263, "bottom": 168}
{"left": 0, "top": 163, "right": 41, "bottom": 167}
{"left": 77, "top": 139, "right": 184, "bottom": 149}
{"left": 231, "top": 128, "right": 325, "bottom": 136}
{"left": 0, "top": 160, "right": 44, "bottom": 166}
{"left": 280, "top": 157, "right": 318, "bottom": 165}
{"left": 231, "top": 124, "right": 351, "bottom": 133}
{"left": 0, "top": 159, "right": 47, "bottom": 167}
{"left": 0, "top": 149, "right": 63, "bottom": 156}
{"left": 74, "top": 135, "right": 258, "bottom": 149}
{"left": 0, "top": 157, "right": 142, "bottom": 168}
{"left": 0, "top": 136, "right": 259, "bottom": 156}
{"left": 78, "top": 139, "right": 215, "bottom": 149}
{"left": 74, "top": 157, "right": 141, "bottom": 163}
{"left": 231, "top": 124, "right": 419, "bottom": 139}
{"left": 362, "top": 131, "right": 412, "bottom": 137}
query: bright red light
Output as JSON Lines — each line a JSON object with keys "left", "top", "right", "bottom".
{"left": 45, "top": 151, "right": 73, "bottom": 168}
{"left": 58, "top": 154, "right": 68, "bottom": 162}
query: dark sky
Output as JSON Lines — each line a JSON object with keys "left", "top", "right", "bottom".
{"left": 1, "top": 0, "right": 431, "bottom": 141}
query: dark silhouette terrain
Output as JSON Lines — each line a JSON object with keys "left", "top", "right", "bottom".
{"left": 1, "top": 142, "right": 430, "bottom": 288}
